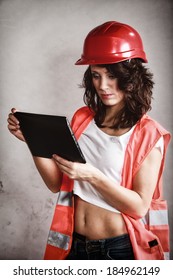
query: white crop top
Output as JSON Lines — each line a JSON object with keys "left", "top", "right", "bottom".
{"left": 73, "top": 120, "right": 164, "bottom": 213}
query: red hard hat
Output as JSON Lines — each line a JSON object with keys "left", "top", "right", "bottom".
{"left": 75, "top": 21, "right": 147, "bottom": 65}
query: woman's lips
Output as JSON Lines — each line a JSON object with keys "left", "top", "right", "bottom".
{"left": 101, "top": 94, "right": 113, "bottom": 99}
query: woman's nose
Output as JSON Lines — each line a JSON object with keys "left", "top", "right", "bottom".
{"left": 99, "top": 78, "right": 109, "bottom": 90}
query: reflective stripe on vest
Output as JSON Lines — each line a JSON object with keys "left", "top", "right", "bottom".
{"left": 141, "top": 209, "right": 168, "bottom": 226}
{"left": 47, "top": 230, "right": 70, "bottom": 250}
{"left": 164, "top": 252, "right": 170, "bottom": 260}
{"left": 57, "top": 191, "right": 73, "bottom": 207}
{"left": 149, "top": 209, "right": 168, "bottom": 226}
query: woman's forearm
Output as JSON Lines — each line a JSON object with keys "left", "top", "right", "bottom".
{"left": 33, "top": 156, "right": 63, "bottom": 193}
{"left": 89, "top": 172, "right": 144, "bottom": 219}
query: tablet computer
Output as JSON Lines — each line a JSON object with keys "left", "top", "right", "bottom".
{"left": 14, "top": 111, "right": 86, "bottom": 163}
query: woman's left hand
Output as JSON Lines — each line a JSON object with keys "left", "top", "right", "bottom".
{"left": 52, "top": 154, "right": 101, "bottom": 182}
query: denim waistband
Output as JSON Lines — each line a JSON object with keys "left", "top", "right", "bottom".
{"left": 73, "top": 232, "right": 129, "bottom": 245}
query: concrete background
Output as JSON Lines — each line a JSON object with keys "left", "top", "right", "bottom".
{"left": 0, "top": 0, "right": 172, "bottom": 259}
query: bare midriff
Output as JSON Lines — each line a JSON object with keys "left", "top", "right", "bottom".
{"left": 74, "top": 195, "right": 127, "bottom": 240}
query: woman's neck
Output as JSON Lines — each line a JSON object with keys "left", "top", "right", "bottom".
{"left": 100, "top": 105, "right": 132, "bottom": 136}
{"left": 103, "top": 105, "right": 122, "bottom": 126}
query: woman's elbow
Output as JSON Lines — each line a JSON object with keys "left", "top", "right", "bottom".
{"left": 49, "top": 186, "right": 60, "bottom": 193}
{"left": 45, "top": 178, "right": 62, "bottom": 193}
{"left": 128, "top": 206, "right": 149, "bottom": 220}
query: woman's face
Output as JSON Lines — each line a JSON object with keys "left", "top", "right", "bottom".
{"left": 90, "top": 65, "right": 125, "bottom": 109}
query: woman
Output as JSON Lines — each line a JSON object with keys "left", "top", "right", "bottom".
{"left": 7, "top": 21, "right": 171, "bottom": 260}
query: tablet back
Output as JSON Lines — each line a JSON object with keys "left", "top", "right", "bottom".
{"left": 14, "top": 111, "right": 86, "bottom": 163}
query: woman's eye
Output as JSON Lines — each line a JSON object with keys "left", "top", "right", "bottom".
{"left": 108, "top": 74, "right": 115, "bottom": 79}
{"left": 91, "top": 73, "right": 100, "bottom": 79}
{"left": 91, "top": 72, "right": 115, "bottom": 80}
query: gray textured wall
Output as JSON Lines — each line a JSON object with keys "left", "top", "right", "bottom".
{"left": 0, "top": 0, "right": 172, "bottom": 260}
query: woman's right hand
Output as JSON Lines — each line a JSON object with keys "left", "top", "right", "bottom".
{"left": 7, "top": 108, "right": 25, "bottom": 142}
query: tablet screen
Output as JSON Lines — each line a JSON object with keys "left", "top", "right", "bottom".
{"left": 14, "top": 111, "right": 86, "bottom": 163}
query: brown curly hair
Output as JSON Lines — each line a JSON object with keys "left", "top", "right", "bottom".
{"left": 82, "top": 59, "right": 154, "bottom": 129}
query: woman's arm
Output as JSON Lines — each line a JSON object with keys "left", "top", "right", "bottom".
{"left": 53, "top": 147, "right": 162, "bottom": 219}
{"left": 7, "top": 108, "right": 62, "bottom": 193}
{"left": 33, "top": 157, "right": 62, "bottom": 193}
{"left": 89, "top": 147, "right": 162, "bottom": 219}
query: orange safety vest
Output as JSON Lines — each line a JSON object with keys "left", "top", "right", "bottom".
{"left": 44, "top": 106, "right": 171, "bottom": 260}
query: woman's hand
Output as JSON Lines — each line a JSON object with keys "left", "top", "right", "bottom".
{"left": 7, "top": 108, "right": 25, "bottom": 142}
{"left": 52, "top": 154, "right": 101, "bottom": 182}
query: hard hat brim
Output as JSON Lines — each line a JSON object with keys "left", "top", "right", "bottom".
{"left": 75, "top": 51, "right": 148, "bottom": 65}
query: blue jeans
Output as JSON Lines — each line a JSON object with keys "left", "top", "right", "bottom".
{"left": 66, "top": 232, "right": 135, "bottom": 260}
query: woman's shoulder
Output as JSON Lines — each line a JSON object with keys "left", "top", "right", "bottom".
{"left": 73, "top": 106, "right": 93, "bottom": 116}
{"left": 139, "top": 114, "right": 170, "bottom": 136}
{"left": 71, "top": 106, "right": 94, "bottom": 133}
{"left": 72, "top": 106, "right": 94, "bottom": 120}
